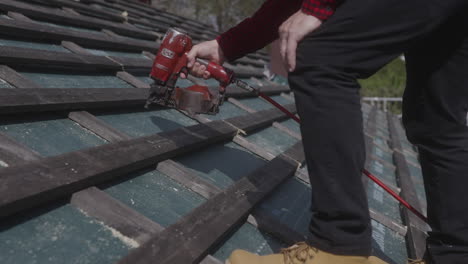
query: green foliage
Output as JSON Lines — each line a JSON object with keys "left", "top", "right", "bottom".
{"left": 359, "top": 58, "right": 406, "bottom": 98}
{"left": 359, "top": 58, "right": 406, "bottom": 114}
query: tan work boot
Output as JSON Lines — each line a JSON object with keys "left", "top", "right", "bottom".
{"left": 369, "top": 256, "right": 390, "bottom": 264}
{"left": 408, "top": 260, "right": 426, "bottom": 264}
{"left": 226, "top": 242, "right": 389, "bottom": 264}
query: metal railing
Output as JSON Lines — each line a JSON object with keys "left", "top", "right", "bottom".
{"left": 363, "top": 97, "right": 468, "bottom": 124}
{"left": 362, "top": 97, "right": 402, "bottom": 113}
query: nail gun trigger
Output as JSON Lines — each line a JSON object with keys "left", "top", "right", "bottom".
{"left": 180, "top": 67, "right": 189, "bottom": 78}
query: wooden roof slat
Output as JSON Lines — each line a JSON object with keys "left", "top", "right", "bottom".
{"left": 226, "top": 98, "right": 302, "bottom": 141}
{"left": 47, "top": 0, "right": 126, "bottom": 22}
{"left": 0, "top": 88, "right": 291, "bottom": 115}
{"left": 294, "top": 167, "right": 310, "bottom": 184}
{"left": 233, "top": 135, "right": 276, "bottom": 161}
{"left": 0, "top": 132, "right": 42, "bottom": 166}
{"left": 156, "top": 159, "right": 222, "bottom": 199}
{"left": 82, "top": 0, "right": 176, "bottom": 29}
{"left": 116, "top": 71, "right": 151, "bottom": 89}
{"left": 363, "top": 107, "right": 378, "bottom": 188}
{"left": 199, "top": 255, "right": 223, "bottom": 264}
{"left": 70, "top": 186, "right": 163, "bottom": 244}
{"left": 157, "top": 158, "right": 307, "bottom": 245}
{"left": 116, "top": 142, "right": 304, "bottom": 264}
{"left": 281, "top": 92, "right": 295, "bottom": 101}
{"left": 272, "top": 122, "right": 302, "bottom": 140}
{"left": 247, "top": 211, "right": 307, "bottom": 245}
{"left": 68, "top": 111, "right": 133, "bottom": 142}
{"left": 141, "top": 51, "right": 155, "bottom": 60}
{"left": 61, "top": 41, "right": 94, "bottom": 55}
{"left": 227, "top": 98, "right": 256, "bottom": 114}
{"left": 101, "top": 0, "right": 211, "bottom": 37}
{"left": 61, "top": 6, "right": 82, "bottom": 16}
{"left": 0, "top": 0, "right": 159, "bottom": 41}
{"left": 0, "top": 45, "right": 152, "bottom": 72}
{"left": 387, "top": 113, "right": 428, "bottom": 259}
{"left": 108, "top": 0, "right": 160, "bottom": 16}
{"left": 6, "top": 11, "right": 34, "bottom": 22}
{"left": 366, "top": 157, "right": 401, "bottom": 193}
{"left": 225, "top": 104, "right": 296, "bottom": 133}
{"left": 363, "top": 108, "right": 402, "bottom": 192}
{"left": 0, "top": 88, "right": 148, "bottom": 114}
{"left": 363, "top": 109, "right": 401, "bottom": 192}
{"left": 109, "top": 56, "right": 152, "bottom": 70}
{"left": 0, "top": 46, "right": 270, "bottom": 85}
{"left": 0, "top": 46, "right": 120, "bottom": 71}
{"left": 0, "top": 65, "right": 42, "bottom": 88}
{"left": 126, "top": 16, "right": 168, "bottom": 33}
{"left": 369, "top": 153, "right": 397, "bottom": 170}
{"left": 0, "top": 106, "right": 293, "bottom": 219}
{"left": 354, "top": 107, "right": 407, "bottom": 236}
{"left": 369, "top": 209, "right": 407, "bottom": 236}
{"left": 0, "top": 17, "right": 157, "bottom": 52}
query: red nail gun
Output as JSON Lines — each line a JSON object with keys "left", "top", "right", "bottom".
{"left": 145, "top": 27, "right": 259, "bottom": 115}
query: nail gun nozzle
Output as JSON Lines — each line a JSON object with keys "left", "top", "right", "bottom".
{"left": 235, "top": 80, "right": 259, "bottom": 94}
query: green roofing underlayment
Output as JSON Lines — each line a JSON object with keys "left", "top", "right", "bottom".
{"left": 0, "top": 0, "right": 427, "bottom": 263}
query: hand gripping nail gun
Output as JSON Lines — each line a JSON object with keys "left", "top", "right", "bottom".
{"left": 145, "top": 27, "right": 250, "bottom": 115}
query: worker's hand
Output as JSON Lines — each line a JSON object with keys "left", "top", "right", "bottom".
{"left": 279, "top": 10, "right": 322, "bottom": 72}
{"left": 181, "top": 40, "right": 225, "bottom": 79}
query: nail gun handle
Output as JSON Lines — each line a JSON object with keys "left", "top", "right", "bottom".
{"left": 196, "top": 58, "right": 234, "bottom": 87}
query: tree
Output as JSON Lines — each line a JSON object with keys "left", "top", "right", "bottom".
{"left": 359, "top": 58, "right": 407, "bottom": 113}
{"left": 359, "top": 58, "right": 406, "bottom": 98}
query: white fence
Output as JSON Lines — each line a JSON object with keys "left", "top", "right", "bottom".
{"left": 362, "top": 97, "right": 402, "bottom": 113}
{"left": 363, "top": 97, "right": 468, "bottom": 124}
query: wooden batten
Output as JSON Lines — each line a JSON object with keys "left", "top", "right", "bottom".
{"left": 387, "top": 113, "right": 428, "bottom": 259}
{"left": 68, "top": 111, "right": 133, "bottom": 142}
{"left": 117, "top": 143, "right": 304, "bottom": 264}
{"left": 0, "top": 65, "right": 41, "bottom": 88}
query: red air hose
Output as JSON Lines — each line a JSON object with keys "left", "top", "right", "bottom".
{"left": 258, "top": 92, "right": 301, "bottom": 123}
{"left": 260, "top": 94, "right": 428, "bottom": 223}
{"left": 363, "top": 169, "right": 428, "bottom": 222}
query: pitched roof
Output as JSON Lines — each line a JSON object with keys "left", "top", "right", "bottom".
{"left": 0, "top": 0, "right": 427, "bottom": 263}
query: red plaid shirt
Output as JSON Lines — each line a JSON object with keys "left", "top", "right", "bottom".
{"left": 217, "top": 0, "right": 339, "bottom": 61}
{"left": 302, "top": 0, "right": 338, "bottom": 20}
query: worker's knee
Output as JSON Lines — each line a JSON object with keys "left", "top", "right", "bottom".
{"left": 290, "top": 38, "right": 363, "bottom": 92}
{"left": 288, "top": 62, "right": 361, "bottom": 100}
{"left": 403, "top": 115, "right": 468, "bottom": 148}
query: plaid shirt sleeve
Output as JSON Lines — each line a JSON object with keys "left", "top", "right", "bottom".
{"left": 302, "top": 0, "right": 339, "bottom": 21}
{"left": 217, "top": 0, "right": 302, "bottom": 62}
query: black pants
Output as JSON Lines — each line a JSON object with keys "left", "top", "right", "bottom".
{"left": 288, "top": 0, "right": 468, "bottom": 263}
